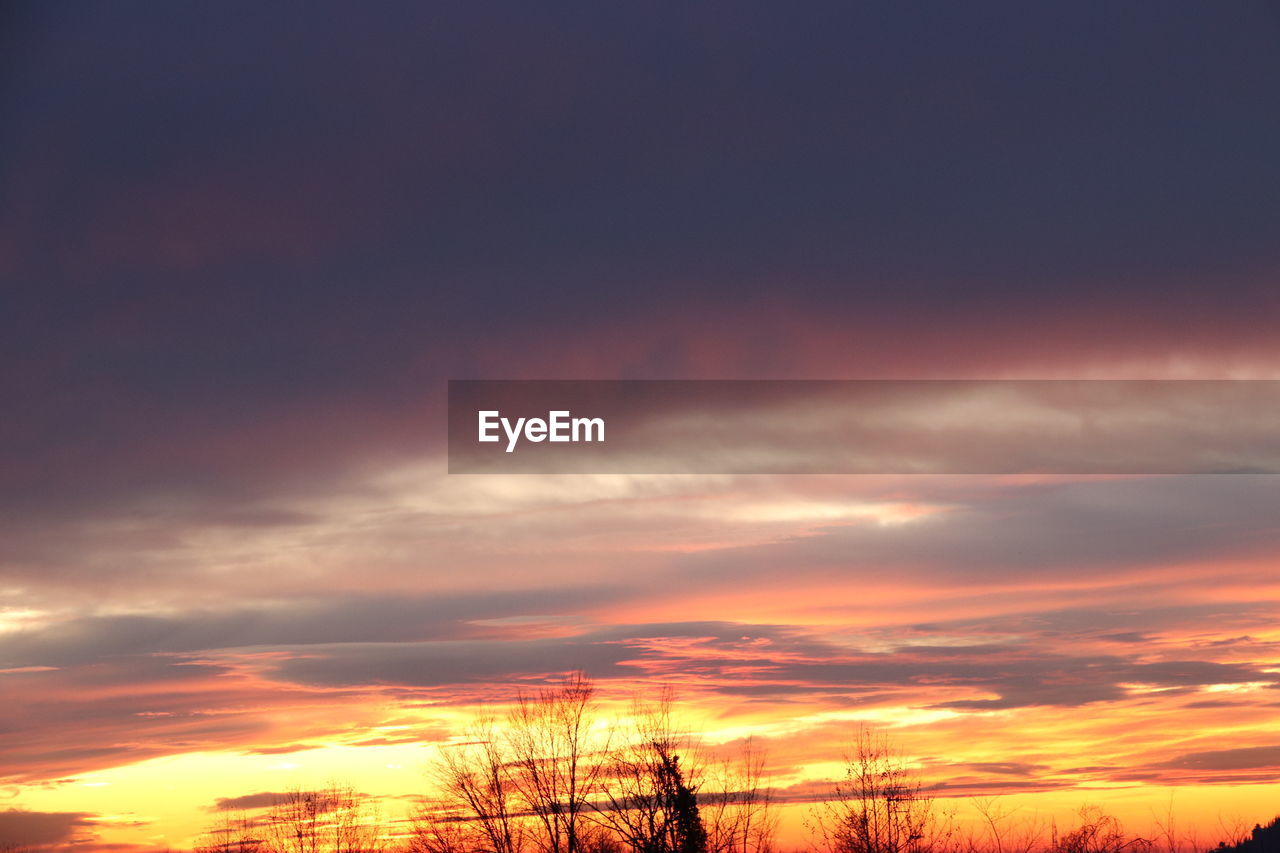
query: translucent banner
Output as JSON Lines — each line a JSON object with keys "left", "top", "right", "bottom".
{"left": 447, "top": 380, "right": 1280, "bottom": 474}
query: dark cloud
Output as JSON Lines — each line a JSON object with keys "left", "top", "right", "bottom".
{"left": 952, "top": 762, "right": 1051, "bottom": 777}
{"left": 2, "top": 612, "right": 1276, "bottom": 783}
{"left": 242, "top": 621, "right": 1279, "bottom": 712}
{"left": 927, "top": 779, "right": 1074, "bottom": 797}
{"left": 911, "top": 601, "right": 1278, "bottom": 644}
{"left": 2, "top": 3, "right": 1280, "bottom": 523}
{"left": 1155, "top": 745, "right": 1280, "bottom": 772}
{"left": 211, "top": 792, "right": 289, "bottom": 812}
{"left": 0, "top": 809, "right": 94, "bottom": 847}
{"left": 269, "top": 638, "right": 639, "bottom": 689}
{"left": 7, "top": 3, "right": 1277, "bottom": 304}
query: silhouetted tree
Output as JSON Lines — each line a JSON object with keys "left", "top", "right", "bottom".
{"left": 702, "top": 738, "right": 778, "bottom": 853}
{"left": 960, "top": 797, "right": 1046, "bottom": 853}
{"left": 419, "top": 673, "right": 608, "bottom": 853}
{"left": 262, "top": 784, "right": 387, "bottom": 853}
{"left": 424, "top": 716, "right": 525, "bottom": 853}
{"left": 505, "top": 672, "right": 609, "bottom": 853}
{"left": 408, "top": 809, "right": 480, "bottom": 853}
{"left": 1208, "top": 817, "right": 1280, "bottom": 853}
{"left": 809, "top": 727, "right": 951, "bottom": 853}
{"left": 195, "top": 810, "right": 266, "bottom": 853}
{"left": 590, "top": 690, "right": 707, "bottom": 853}
{"left": 1050, "top": 806, "right": 1150, "bottom": 853}
{"left": 667, "top": 756, "right": 708, "bottom": 853}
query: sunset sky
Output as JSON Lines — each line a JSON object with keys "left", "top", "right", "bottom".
{"left": 3, "top": 3, "right": 1280, "bottom": 851}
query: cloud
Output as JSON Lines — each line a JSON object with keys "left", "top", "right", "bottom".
{"left": 5, "top": 593, "right": 1278, "bottom": 785}
{"left": 0, "top": 809, "right": 94, "bottom": 848}
{"left": 243, "top": 620, "right": 1279, "bottom": 714}
{"left": 952, "top": 761, "right": 1050, "bottom": 777}
{"left": 1156, "top": 745, "right": 1280, "bottom": 772}
{"left": 0, "top": 655, "right": 356, "bottom": 782}
{"left": 211, "top": 792, "right": 289, "bottom": 812}
{"left": 268, "top": 637, "right": 639, "bottom": 689}
{"left": 671, "top": 476, "right": 1280, "bottom": 582}
{"left": 0, "top": 588, "right": 623, "bottom": 668}
{"left": 3, "top": 0, "right": 1280, "bottom": 582}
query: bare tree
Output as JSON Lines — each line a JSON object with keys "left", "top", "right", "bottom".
{"left": 703, "top": 739, "right": 778, "bottom": 853}
{"left": 263, "top": 784, "right": 387, "bottom": 853}
{"left": 1214, "top": 815, "right": 1252, "bottom": 850}
{"left": 424, "top": 717, "right": 526, "bottom": 853}
{"left": 505, "top": 672, "right": 610, "bottom": 853}
{"left": 578, "top": 823, "right": 629, "bottom": 853}
{"left": 420, "top": 673, "right": 609, "bottom": 853}
{"left": 963, "top": 798, "right": 1046, "bottom": 853}
{"left": 330, "top": 787, "right": 388, "bottom": 853}
{"left": 265, "top": 789, "right": 324, "bottom": 853}
{"left": 1050, "top": 806, "right": 1150, "bottom": 853}
{"left": 1151, "top": 793, "right": 1182, "bottom": 853}
{"left": 195, "top": 811, "right": 266, "bottom": 853}
{"left": 408, "top": 809, "right": 482, "bottom": 853}
{"left": 809, "top": 727, "right": 950, "bottom": 853}
{"left": 590, "top": 689, "right": 707, "bottom": 853}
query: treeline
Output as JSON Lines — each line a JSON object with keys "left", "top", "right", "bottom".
{"left": 199, "top": 675, "right": 774, "bottom": 853}
{"left": 1210, "top": 817, "right": 1280, "bottom": 853}
{"left": 188, "top": 674, "right": 1273, "bottom": 853}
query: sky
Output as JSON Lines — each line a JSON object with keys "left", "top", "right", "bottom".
{"left": 3, "top": 2, "right": 1280, "bottom": 850}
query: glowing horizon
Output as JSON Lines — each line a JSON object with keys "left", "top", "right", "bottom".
{"left": 6, "top": 463, "right": 1280, "bottom": 850}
